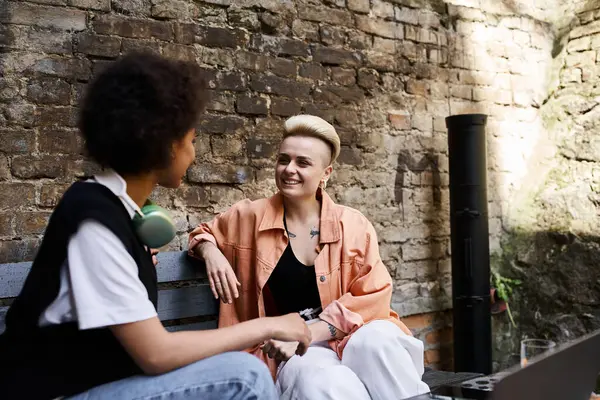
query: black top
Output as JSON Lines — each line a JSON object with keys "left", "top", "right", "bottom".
{"left": 266, "top": 217, "right": 322, "bottom": 321}
{"left": 0, "top": 181, "right": 158, "bottom": 400}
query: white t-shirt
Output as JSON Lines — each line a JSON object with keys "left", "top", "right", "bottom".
{"left": 39, "top": 171, "right": 158, "bottom": 330}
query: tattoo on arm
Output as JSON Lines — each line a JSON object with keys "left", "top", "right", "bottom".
{"left": 310, "top": 227, "right": 320, "bottom": 239}
{"left": 326, "top": 322, "right": 337, "bottom": 337}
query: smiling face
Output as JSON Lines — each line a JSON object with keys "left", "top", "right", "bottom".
{"left": 275, "top": 135, "right": 333, "bottom": 200}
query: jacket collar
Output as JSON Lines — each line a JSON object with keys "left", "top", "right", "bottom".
{"left": 258, "top": 189, "right": 341, "bottom": 244}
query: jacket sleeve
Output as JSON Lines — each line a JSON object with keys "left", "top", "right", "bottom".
{"left": 319, "top": 221, "right": 394, "bottom": 334}
{"left": 187, "top": 200, "right": 251, "bottom": 255}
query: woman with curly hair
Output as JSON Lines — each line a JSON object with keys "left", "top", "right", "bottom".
{"left": 0, "top": 52, "right": 309, "bottom": 400}
{"left": 188, "top": 115, "right": 431, "bottom": 399}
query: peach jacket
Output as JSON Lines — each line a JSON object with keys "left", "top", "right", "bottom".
{"left": 188, "top": 191, "right": 411, "bottom": 376}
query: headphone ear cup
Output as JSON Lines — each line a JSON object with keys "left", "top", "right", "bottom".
{"left": 133, "top": 204, "right": 176, "bottom": 249}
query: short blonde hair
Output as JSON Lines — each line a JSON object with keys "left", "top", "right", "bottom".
{"left": 283, "top": 115, "right": 341, "bottom": 165}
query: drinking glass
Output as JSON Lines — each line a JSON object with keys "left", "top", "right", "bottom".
{"left": 520, "top": 338, "right": 556, "bottom": 367}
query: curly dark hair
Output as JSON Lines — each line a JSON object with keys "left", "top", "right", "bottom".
{"left": 78, "top": 51, "right": 208, "bottom": 176}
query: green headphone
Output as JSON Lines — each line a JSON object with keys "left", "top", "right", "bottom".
{"left": 132, "top": 200, "right": 176, "bottom": 249}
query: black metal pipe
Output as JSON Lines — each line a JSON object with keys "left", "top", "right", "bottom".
{"left": 446, "top": 114, "right": 492, "bottom": 375}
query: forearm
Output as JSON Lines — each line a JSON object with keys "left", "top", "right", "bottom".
{"left": 112, "top": 317, "right": 275, "bottom": 375}
{"left": 309, "top": 319, "right": 346, "bottom": 343}
{"left": 191, "top": 241, "right": 218, "bottom": 261}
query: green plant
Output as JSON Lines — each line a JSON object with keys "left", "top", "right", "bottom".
{"left": 492, "top": 271, "right": 522, "bottom": 328}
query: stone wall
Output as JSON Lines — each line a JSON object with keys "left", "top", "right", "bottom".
{"left": 1, "top": 0, "right": 598, "bottom": 371}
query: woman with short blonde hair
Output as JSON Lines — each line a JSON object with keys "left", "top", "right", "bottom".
{"left": 189, "top": 115, "right": 430, "bottom": 400}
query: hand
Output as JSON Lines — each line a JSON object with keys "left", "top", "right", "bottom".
{"left": 261, "top": 339, "right": 299, "bottom": 361}
{"left": 268, "top": 313, "right": 311, "bottom": 356}
{"left": 151, "top": 249, "right": 159, "bottom": 267}
{"left": 200, "top": 243, "right": 241, "bottom": 304}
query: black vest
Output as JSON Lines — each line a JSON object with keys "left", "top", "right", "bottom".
{"left": 0, "top": 181, "right": 158, "bottom": 399}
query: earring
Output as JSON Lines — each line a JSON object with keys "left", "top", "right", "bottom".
{"left": 320, "top": 180, "right": 328, "bottom": 189}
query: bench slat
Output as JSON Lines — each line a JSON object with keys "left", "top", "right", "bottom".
{"left": 0, "top": 252, "right": 207, "bottom": 299}
{"left": 157, "top": 286, "right": 218, "bottom": 321}
{"left": 165, "top": 320, "right": 218, "bottom": 332}
{"left": 0, "top": 284, "right": 218, "bottom": 334}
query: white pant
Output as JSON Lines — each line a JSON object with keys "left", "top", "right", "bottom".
{"left": 275, "top": 320, "right": 431, "bottom": 400}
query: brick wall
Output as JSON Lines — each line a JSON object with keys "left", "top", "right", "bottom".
{"left": 1, "top": 0, "right": 590, "bottom": 370}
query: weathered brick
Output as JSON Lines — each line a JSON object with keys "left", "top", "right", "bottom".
{"left": 348, "top": 30, "right": 373, "bottom": 49}
{"left": 162, "top": 43, "right": 197, "bottom": 61}
{"left": 188, "top": 164, "right": 253, "bottom": 184}
{"left": 348, "top": 0, "right": 370, "bottom": 13}
{"left": 313, "top": 46, "right": 362, "bottom": 67}
{"left": 303, "top": 103, "right": 335, "bottom": 123}
{"left": 35, "top": 106, "right": 78, "bottom": 127}
{"left": 236, "top": 94, "right": 268, "bottom": 115}
{"left": 198, "top": 47, "right": 235, "bottom": 68}
{"left": 75, "top": 33, "right": 121, "bottom": 58}
{"left": 356, "top": 15, "right": 403, "bottom": 39}
{"left": 412, "top": 114, "right": 433, "bottom": 131}
{"left": 314, "top": 85, "right": 365, "bottom": 105}
{"left": 66, "top": 158, "right": 102, "bottom": 178}
{"left": 358, "top": 68, "right": 380, "bottom": 89}
{"left": 15, "top": 212, "right": 52, "bottom": 235}
{"left": 364, "top": 51, "right": 406, "bottom": 73}
{"left": 259, "top": 11, "right": 289, "bottom": 35}
{"left": 338, "top": 147, "right": 362, "bottom": 165}
{"left": 151, "top": 0, "right": 197, "bottom": 19}
{"left": 0, "top": 239, "right": 40, "bottom": 263}
{"left": 198, "top": 114, "right": 246, "bottom": 134}
{"left": 93, "top": 15, "right": 173, "bottom": 41}
{"left": 571, "top": 20, "right": 600, "bottom": 39}
{"left": 173, "top": 23, "right": 195, "bottom": 44}
{"left": 388, "top": 110, "right": 411, "bottom": 129}
{"left": 68, "top": 0, "right": 110, "bottom": 11}
{"left": 26, "top": 77, "right": 71, "bottom": 105}
{"left": 247, "top": 138, "right": 277, "bottom": 159}
{"left": 0, "top": 129, "right": 36, "bottom": 154}
{"left": 228, "top": 8, "right": 261, "bottom": 31}
{"left": 0, "top": 155, "right": 10, "bottom": 181}
{"left": 271, "top": 98, "right": 302, "bottom": 116}
{"left": 406, "top": 79, "right": 428, "bottom": 96}
{"left": 235, "top": 51, "right": 269, "bottom": 71}
{"left": 29, "top": 57, "right": 91, "bottom": 81}
{"left": 0, "top": 213, "right": 14, "bottom": 237}
{"left": 121, "top": 38, "right": 161, "bottom": 54}
{"left": 250, "top": 74, "right": 311, "bottom": 99}
{"left": 405, "top": 26, "right": 439, "bottom": 45}
{"left": 196, "top": 26, "right": 248, "bottom": 48}
{"left": 299, "top": 5, "right": 353, "bottom": 27}
{"left": 269, "top": 58, "right": 297, "bottom": 78}
{"left": 12, "top": 26, "right": 73, "bottom": 55}
{"left": 0, "top": 78, "right": 20, "bottom": 103}
{"left": 39, "top": 184, "right": 70, "bottom": 207}
{"left": 331, "top": 68, "right": 356, "bottom": 86}
{"left": 395, "top": 6, "right": 420, "bottom": 25}
{"left": 177, "top": 185, "right": 209, "bottom": 207}
{"left": 6, "top": 103, "right": 36, "bottom": 128}
{"left": 372, "top": 0, "right": 395, "bottom": 19}
{"left": 12, "top": 155, "right": 67, "bottom": 179}
{"left": 320, "top": 25, "right": 347, "bottom": 46}
{"left": 0, "top": 3, "right": 87, "bottom": 31}
{"left": 39, "top": 127, "right": 82, "bottom": 154}
{"left": 211, "top": 137, "right": 244, "bottom": 158}
{"left": 205, "top": 91, "right": 235, "bottom": 113}
{"left": 217, "top": 71, "right": 247, "bottom": 92}
{"left": 291, "top": 20, "right": 320, "bottom": 41}
{"left": 0, "top": 183, "right": 36, "bottom": 210}
{"left": 450, "top": 84, "right": 472, "bottom": 100}
{"left": 249, "top": 34, "right": 310, "bottom": 57}
{"left": 373, "top": 37, "right": 397, "bottom": 54}
{"left": 299, "top": 63, "right": 328, "bottom": 81}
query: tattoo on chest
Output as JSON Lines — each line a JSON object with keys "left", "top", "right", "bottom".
{"left": 310, "top": 227, "right": 320, "bottom": 239}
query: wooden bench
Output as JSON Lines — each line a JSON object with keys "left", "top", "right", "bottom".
{"left": 0, "top": 250, "right": 480, "bottom": 391}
